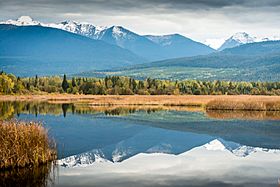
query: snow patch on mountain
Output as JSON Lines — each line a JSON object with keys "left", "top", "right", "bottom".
{"left": 0, "top": 16, "right": 107, "bottom": 40}
{"left": 231, "top": 32, "right": 255, "bottom": 44}
{"left": 1, "top": 16, "right": 40, "bottom": 26}
{"left": 145, "top": 35, "right": 175, "bottom": 46}
{"left": 112, "top": 26, "right": 127, "bottom": 38}
{"left": 217, "top": 32, "right": 280, "bottom": 51}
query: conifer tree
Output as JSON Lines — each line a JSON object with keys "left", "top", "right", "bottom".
{"left": 62, "top": 74, "right": 69, "bottom": 92}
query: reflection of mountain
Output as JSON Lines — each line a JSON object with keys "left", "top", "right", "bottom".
{"left": 106, "top": 111, "right": 280, "bottom": 149}
{"left": 18, "top": 109, "right": 280, "bottom": 161}
{"left": 57, "top": 129, "right": 213, "bottom": 167}
{"left": 58, "top": 138, "right": 280, "bottom": 168}
{"left": 56, "top": 140, "right": 280, "bottom": 187}
{"left": 204, "top": 139, "right": 280, "bottom": 157}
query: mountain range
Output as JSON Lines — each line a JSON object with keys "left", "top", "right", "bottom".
{"left": 80, "top": 40, "right": 280, "bottom": 81}
{"left": 0, "top": 24, "right": 144, "bottom": 76}
{"left": 0, "top": 16, "right": 215, "bottom": 61}
{"left": 2, "top": 16, "right": 279, "bottom": 51}
{"left": 217, "top": 32, "right": 279, "bottom": 51}
{"left": 0, "top": 16, "right": 280, "bottom": 80}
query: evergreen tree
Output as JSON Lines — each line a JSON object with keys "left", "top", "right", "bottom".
{"left": 71, "top": 77, "right": 77, "bottom": 87}
{"left": 62, "top": 74, "right": 69, "bottom": 92}
{"left": 34, "top": 75, "right": 39, "bottom": 88}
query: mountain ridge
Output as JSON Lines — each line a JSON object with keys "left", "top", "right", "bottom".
{"left": 0, "top": 16, "right": 215, "bottom": 61}
{"left": 0, "top": 24, "right": 145, "bottom": 76}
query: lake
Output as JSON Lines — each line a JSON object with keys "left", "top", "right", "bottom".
{"left": 1, "top": 101, "right": 280, "bottom": 187}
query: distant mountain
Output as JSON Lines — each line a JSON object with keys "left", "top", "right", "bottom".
{"left": 78, "top": 40, "right": 280, "bottom": 81}
{"left": 218, "top": 32, "right": 256, "bottom": 51}
{"left": 48, "top": 20, "right": 106, "bottom": 39}
{"left": 1, "top": 16, "right": 216, "bottom": 61}
{"left": 96, "top": 26, "right": 164, "bottom": 61}
{"left": 95, "top": 28, "right": 215, "bottom": 60}
{"left": 0, "top": 24, "right": 145, "bottom": 76}
{"left": 145, "top": 34, "right": 216, "bottom": 59}
{"left": 1, "top": 16, "right": 41, "bottom": 26}
{"left": 218, "top": 32, "right": 280, "bottom": 51}
{"left": 0, "top": 16, "right": 106, "bottom": 39}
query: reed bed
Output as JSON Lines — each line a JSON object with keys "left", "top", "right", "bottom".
{"left": 206, "top": 99, "right": 280, "bottom": 111}
{"left": 0, "top": 121, "right": 56, "bottom": 170}
{"left": 1, "top": 94, "right": 280, "bottom": 111}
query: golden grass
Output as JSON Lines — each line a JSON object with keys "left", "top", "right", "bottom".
{"left": 1, "top": 94, "right": 280, "bottom": 111}
{"left": 0, "top": 121, "right": 56, "bottom": 170}
{"left": 206, "top": 99, "right": 280, "bottom": 111}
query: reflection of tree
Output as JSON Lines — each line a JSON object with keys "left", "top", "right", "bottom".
{"left": 0, "top": 163, "right": 56, "bottom": 187}
{"left": 103, "top": 107, "right": 157, "bottom": 116}
{"left": 0, "top": 102, "right": 15, "bottom": 120}
{"left": 0, "top": 101, "right": 71, "bottom": 120}
{"left": 206, "top": 110, "right": 280, "bottom": 120}
{"left": 61, "top": 104, "right": 70, "bottom": 118}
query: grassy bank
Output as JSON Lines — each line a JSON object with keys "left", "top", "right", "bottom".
{"left": 206, "top": 99, "right": 280, "bottom": 111}
{"left": 0, "top": 121, "right": 56, "bottom": 170}
{"left": 0, "top": 94, "right": 280, "bottom": 111}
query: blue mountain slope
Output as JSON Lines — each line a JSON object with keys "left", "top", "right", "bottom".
{"left": 97, "top": 26, "right": 165, "bottom": 61}
{"left": 0, "top": 24, "right": 145, "bottom": 76}
{"left": 97, "top": 26, "right": 215, "bottom": 61}
{"left": 77, "top": 40, "right": 280, "bottom": 81}
{"left": 145, "top": 34, "right": 216, "bottom": 59}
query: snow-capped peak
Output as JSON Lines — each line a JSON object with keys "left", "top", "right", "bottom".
{"left": 111, "top": 26, "right": 128, "bottom": 38}
{"left": 1, "top": 16, "right": 40, "bottom": 26}
{"left": 0, "top": 16, "right": 108, "bottom": 40}
{"left": 218, "top": 32, "right": 258, "bottom": 50}
{"left": 230, "top": 32, "right": 256, "bottom": 44}
{"left": 17, "top": 16, "right": 33, "bottom": 23}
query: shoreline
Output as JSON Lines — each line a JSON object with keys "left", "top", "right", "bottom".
{"left": 0, "top": 94, "right": 280, "bottom": 111}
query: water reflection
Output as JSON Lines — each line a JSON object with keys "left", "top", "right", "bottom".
{"left": 55, "top": 139, "right": 280, "bottom": 187}
{"left": 207, "top": 110, "right": 280, "bottom": 120}
{"left": 1, "top": 101, "right": 280, "bottom": 187}
{"left": 0, "top": 163, "right": 56, "bottom": 187}
{"left": 1, "top": 101, "right": 280, "bottom": 120}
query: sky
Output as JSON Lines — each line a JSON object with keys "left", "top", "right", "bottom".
{"left": 1, "top": 0, "right": 280, "bottom": 48}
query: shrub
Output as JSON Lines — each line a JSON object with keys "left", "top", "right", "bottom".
{"left": 0, "top": 120, "right": 56, "bottom": 170}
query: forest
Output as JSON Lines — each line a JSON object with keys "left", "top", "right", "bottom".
{"left": 0, "top": 71, "right": 280, "bottom": 95}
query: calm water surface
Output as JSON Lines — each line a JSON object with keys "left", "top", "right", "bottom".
{"left": 1, "top": 101, "right": 280, "bottom": 187}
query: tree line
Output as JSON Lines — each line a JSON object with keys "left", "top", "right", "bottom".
{"left": 1, "top": 71, "right": 280, "bottom": 95}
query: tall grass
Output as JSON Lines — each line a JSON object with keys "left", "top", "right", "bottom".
{"left": 0, "top": 121, "right": 56, "bottom": 170}
{"left": 206, "top": 99, "right": 280, "bottom": 111}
